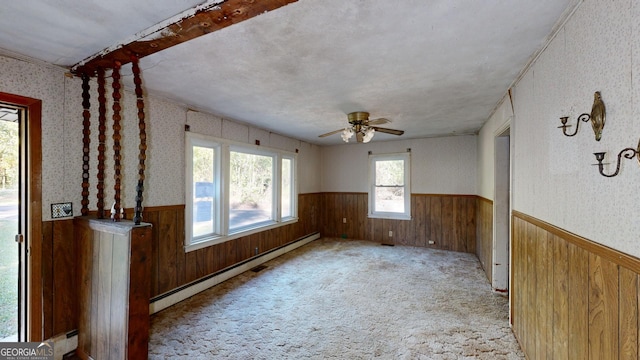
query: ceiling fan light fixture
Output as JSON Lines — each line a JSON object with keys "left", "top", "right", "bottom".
{"left": 362, "top": 127, "right": 375, "bottom": 143}
{"left": 341, "top": 127, "right": 354, "bottom": 142}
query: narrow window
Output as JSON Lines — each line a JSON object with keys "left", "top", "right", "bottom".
{"left": 281, "top": 157, "right": 294, "bottom": 219}
{"left": 186, "top": 133, "right": 221, "bottom": 246}
{"left": 192, "top": 146, "right": 216, "bottom": 238}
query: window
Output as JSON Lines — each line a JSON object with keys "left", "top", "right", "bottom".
{"left": 281, "top": 156, "right": 295, "bottom": 219}
{"left": 193, "top": 147, "right": 216, "bottom": 238}
{"left": 229, "top": 149, "right": 274, "bottom": 231}
{"left": 368, "top": 152, "right": 411, "bottom": 220}
{"left": 185, "top": 132, "right": 298, "bottom": 251}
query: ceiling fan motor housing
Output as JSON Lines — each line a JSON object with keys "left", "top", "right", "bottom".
{"left": 348, "top": 111, "right": 370, "bottom": 125}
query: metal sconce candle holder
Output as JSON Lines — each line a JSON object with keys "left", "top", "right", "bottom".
{"left": 557, "top": 91, "right": 640, "bottom": 177}
{"left": 558, "top": 92, "right": 606, "bottom": 141}
{"left": 592, "top": 139, "right": 640, "bottom": 177}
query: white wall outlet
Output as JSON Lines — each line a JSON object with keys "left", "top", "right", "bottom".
{"left": 388, "top": 230, "right": 393, "bottom": 237}
{"left": 343, "top": 218, "right": 346, "bottom": 223}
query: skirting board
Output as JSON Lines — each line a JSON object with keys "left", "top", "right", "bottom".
{"left": 149, "top": 232, "right": 321, "bottom": 314}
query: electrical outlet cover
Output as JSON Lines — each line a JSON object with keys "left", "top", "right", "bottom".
{"left": 51, "top": 202, "right": 73, "bottom": 218}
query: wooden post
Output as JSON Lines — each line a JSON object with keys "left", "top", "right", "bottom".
{"left": 80, "top": 73, "right": 91, "bottom": 216}
{"left": 96, "top": 68, "right": 107, "bottom": 219}
{"left": 131, "top": 56, "right": 147, "bottom": 225}
{"left": 111, "top": 62, "right": 122, "bottom": 221}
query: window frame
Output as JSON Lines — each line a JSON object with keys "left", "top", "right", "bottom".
{"left": 185, "top": 134, "right": 222, "bottom": 246}
{"left": 227, "top": 145, "right": 277, "bottom": 234}
{"left": 185, "top": 132, "right": 298, "bottom": 252}
{"left": 368, "top": 151, "right": 411, "bottom": 220}
{"left": 280, "top": 155, "right": 297, "bottom": 221}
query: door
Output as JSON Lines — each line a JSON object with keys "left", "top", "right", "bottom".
{"left": 0, "top": 104, "right": 23, "bottom": 341}
{"left": 0, "top": 92, "right": 42, "bottom": 342}
{"left": 493, "top": 126, "right": 511, "bottom": 293}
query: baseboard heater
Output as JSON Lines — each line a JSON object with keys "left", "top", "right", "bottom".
{"left": 149, "top": 231, "right": 321, "bottom": 314}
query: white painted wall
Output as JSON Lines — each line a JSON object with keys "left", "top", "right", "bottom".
{"left": 0, "top": 54, "right": 322, "bottom": 221}
{"left": 479, "top": 0, "right": 640, "bottom": 257}
{"left": 321, "top": 135, "right": 477, "bottom": 194}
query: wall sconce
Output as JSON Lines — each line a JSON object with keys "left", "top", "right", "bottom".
{"left": 593, "top": 139, "right": 640, "bottom": 177}
{"left": 558, "top": 114, "right": 590, "bottom": 137}
{"left": 558, "top": 92, "right": 606, "bottom": 141}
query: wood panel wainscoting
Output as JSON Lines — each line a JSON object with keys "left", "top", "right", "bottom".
{"left": 476, "top": 197, "right": 493, "bottom": 283}
{"left": 39, "top": 193, "right": 321, "bottom": 340}
{"left": 41, "top": 219, "right": 76, "bottom": 340}
{"left": 512, "top": 211, "right": 640, "bottom": 360}
{"left": 41, "top": 192, "right": 473, "bottom": 339}
{"left": 147, "top": 192, "right": 319, "bottom": 298}
{"left": 320, "top": 193, "right": 476, "bottom": 253}
{"left": 75, "top": 218, "right": 152, "bottom": 360}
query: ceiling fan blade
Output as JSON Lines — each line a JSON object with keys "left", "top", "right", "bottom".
{"left": 372, "top": 127, "right": 404, "bottom": 136}
{"left": 356, "top": 131, "right": 364, "bottom": 143}
{"left": 318, "top": 129, "right": 343, "bottom": 137}
{"left": 367, "top": 118, "right": 390, "bottom": 125}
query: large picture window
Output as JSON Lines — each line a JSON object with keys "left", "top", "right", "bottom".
{"left": 229, "top": 149, "right": 274, "bottom": 231}
{"left": 185, "top": 132, "right": 297, "bottom": 251}
{"left": 368, "top": 152, "right": 411, "bottom": 220}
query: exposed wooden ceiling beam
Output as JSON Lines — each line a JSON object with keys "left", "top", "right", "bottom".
{"left": 72, "top": 0, "right": 297, "bottom": 75}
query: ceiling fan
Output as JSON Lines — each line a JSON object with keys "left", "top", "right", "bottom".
{"left": 318, "top": 111, "right": 405, "bottom": 143}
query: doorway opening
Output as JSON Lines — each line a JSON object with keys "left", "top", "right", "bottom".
{"left": 493, "top": 126, "right": 511, "bottom": 293}
{"left": 0, "top": 104, "right": 23, "bottom": 341}
{"left": 0, "top": 92, "right": 42, "bottom": 342}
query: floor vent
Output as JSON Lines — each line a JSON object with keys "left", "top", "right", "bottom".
{"left": 251, "top": 265, "right": 268, "bottom": 272}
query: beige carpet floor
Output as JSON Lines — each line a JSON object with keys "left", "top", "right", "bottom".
{"left": 149, "top": 238, "right": 524, "bottom": 359}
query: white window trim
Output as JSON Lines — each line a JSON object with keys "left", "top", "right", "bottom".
{"left": 368, "top": 151, "right": 411, "bottom": 220}
{"left": 228, "top": 144, "right": 278, "bottom": 233}
{"left": 280, "top": 154, "right": 297, "bottom": 222}
{"left": 185, "top": 132, "right": 298, "bottom": 252}
{"left": 185, "top": 133, "right": 223, "bottom": 248}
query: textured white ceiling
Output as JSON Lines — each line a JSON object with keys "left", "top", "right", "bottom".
{"left": 0, "top": 0, "right": 576, "bottom": 144}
